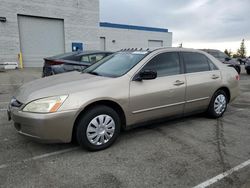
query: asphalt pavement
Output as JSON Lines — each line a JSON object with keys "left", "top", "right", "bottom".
{"left": 0, "top": 67, "right": 249, "bottom": 188}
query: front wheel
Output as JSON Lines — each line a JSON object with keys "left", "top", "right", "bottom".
{"left": 76, "top": 105, "right": 121, "bottom": 151}
{"left": 207, "top": 90, "right": 228, "bottom": 118}
{"left": 247, "top": 70, "right": 250, "bottom": 75}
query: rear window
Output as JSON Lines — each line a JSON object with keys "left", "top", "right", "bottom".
{"left": 48, "top": 52, "right": 78, "bottom": 60}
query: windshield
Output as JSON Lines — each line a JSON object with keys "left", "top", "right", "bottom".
{"left": 83, "top": 52, "right": 148, "bottom": 77}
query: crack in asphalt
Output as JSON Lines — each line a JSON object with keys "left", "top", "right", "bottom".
{"left": 215, "top": 118, "right": 242, "bottom": 186}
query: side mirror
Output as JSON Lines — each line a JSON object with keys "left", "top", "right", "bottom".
{"left": 225, "top": 57, "right": 231, "bottom": 61}
{"left": 134, "top": 70, "right": 157, "bottom": 81}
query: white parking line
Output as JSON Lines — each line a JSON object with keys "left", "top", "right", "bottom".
{"left": 0, "top": 102, "right": 9, "bottom": 104}
{"left": 0, "top": 147, "right": 79, "bottom": 169}
{"left": 193, "top": 159, "right": 250, "bottom": 188}
{"left": 0, "top": 109, "right": 7, "bottom": 111}
{"left": 0, "top": 84, "right": 22, "bottom": 86}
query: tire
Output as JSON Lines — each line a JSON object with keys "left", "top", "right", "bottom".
{"left": 247, "top": 70, "right": 250, "bottom": 75}
{"left": 207, "top": 90, "right": 228, "bottom": 118}
{"left": 76, "top": 105, "right": 121, "bottom": 151}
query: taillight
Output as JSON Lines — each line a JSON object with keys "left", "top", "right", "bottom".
{"left": 236, "top": 74, "right": 240, "bottom": 80}
{"left": 45, "top": 60, "right": 64, "bottom": 65}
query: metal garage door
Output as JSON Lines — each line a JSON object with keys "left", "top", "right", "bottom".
{"left": 148, "top": 40, "right": 163, "bottom": 48}
{"left": 18, "top": 15, "right": 65, "bottom": 67}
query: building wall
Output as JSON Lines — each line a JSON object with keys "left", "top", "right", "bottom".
{"left": 0, "top": 0, "right": 100, "bottom": 65}
{"left": 100, "top": 26, "right": 172, "bottom": 51}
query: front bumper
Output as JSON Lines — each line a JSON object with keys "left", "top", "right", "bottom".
{"left": 8, "top": 107, "right": 77, "bottom": 143}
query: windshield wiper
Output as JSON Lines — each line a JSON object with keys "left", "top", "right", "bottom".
{"left": 87, "top": 71, "right": 101, "bottom": 76}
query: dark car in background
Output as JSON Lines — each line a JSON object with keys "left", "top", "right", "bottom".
{"left": 200, "top": 49, "right": 241, "bottom": 74}
{"left": 245, "top": 57, "right": 250, "bottom": 74}
{"left": 42, "top": 51, "right": 113, "bottom": 77}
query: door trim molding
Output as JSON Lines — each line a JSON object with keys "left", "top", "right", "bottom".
{"left": 186, "top": 97, "right": 209, "bottom": 104}
{"left": 132, "top": 97, "right": 209, "bottom": 114}
{"left": 132, "top": 101, "right": 185, "bottom": 114}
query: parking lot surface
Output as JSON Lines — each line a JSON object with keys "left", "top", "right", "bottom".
{"left": 0, "top": 67, "right": 250, "bottom": 188}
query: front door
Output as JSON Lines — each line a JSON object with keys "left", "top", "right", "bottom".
{"left": 129, "top": 52, "right": 186, "bottom": 125}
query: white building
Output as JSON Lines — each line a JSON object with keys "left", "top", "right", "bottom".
{"left": 99, "top": 22, "right": 172, "bottom": 51}
{"left": 0, "top": 0, "right": 172, "bottom": 67}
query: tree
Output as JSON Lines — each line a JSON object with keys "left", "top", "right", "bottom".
{"left": 224, "top": 49, "right": 232, "bottom": 57}
{"left": 232, "top": 54, "right": 238, "bottom": 58}
{"left": 236, "top": 39, "right": 247, "bottom": 58}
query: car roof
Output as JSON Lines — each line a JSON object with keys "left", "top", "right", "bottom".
{"left": 150, "top": 47, "right": 212, "bottom": 54}
{"left": 118, "top": 47, "right": 207, "bottom": 53}
{"left": 116, "top": 47, "right": 215, "bottom": 59}
{"left": 199, "top": 49, "right": 222, "bottom": 53}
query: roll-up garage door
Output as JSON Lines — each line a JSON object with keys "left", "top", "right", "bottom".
{"left": 148, "top": 40, "right": 163, "bottom": 48}
{"left": 18, "top": 15, "right": 65, "bottom": 67}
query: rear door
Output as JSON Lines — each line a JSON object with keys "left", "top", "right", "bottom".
{"left": 181, "top": 52, "right": 222, "bottom": 114}
{"left": 129, "top": 52, "right": 186, "bottom": 124}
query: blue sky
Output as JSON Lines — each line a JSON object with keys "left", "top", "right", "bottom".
{"left": 100, "top": 0, "right": 250, "bottom": 55}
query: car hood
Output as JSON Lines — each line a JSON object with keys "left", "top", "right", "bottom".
{"left": 15, "top": 71, "right": 112, "bottom": 103}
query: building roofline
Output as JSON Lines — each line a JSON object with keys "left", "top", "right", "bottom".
{"left": 100, "top": 22, "right": 168, "bottom": 33}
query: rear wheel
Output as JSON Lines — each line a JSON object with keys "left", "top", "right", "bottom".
{"left": 247, "top": 70, "right": 250, "bottom": 75}
{"left": 207, "top": 90, "right": 228, "bottom": 118}
{"left": 76, "top": 105, "right": 121, "bottom": 151}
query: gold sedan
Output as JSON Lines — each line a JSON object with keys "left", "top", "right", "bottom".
{"left": 8, "top": 48, "right": 239, "bottom": 150}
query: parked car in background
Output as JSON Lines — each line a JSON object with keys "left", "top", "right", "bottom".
{"left": 200, "top": 49, "right": 241, "bottom": 74}
{"left": 238, "top": 58, "right": 247, "bottom": 65}
{"left": 8, "top": 48, "right": 239, "bottom": 150}
{"left": 42, "top": 51, "right": 113, "bottom": 77}
{"left": 245, "top": 57, "right": 250, "bottom": 74}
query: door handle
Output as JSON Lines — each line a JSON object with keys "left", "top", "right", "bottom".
{"left": 174, "top": 80, "right": 185, "bottom": 86}
{"left": 211, "top": 74, "right": 220, "bottom": 79}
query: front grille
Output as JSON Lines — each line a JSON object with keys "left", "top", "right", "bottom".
{"left": 10, "top": 98, "right": 23, "bottom": 108}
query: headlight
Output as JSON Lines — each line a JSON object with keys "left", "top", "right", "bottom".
{"left": 23, "top": 95, "right": 68, "bottom": 113}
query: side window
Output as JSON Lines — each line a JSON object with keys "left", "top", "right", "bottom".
{"left": 81, "top": 55, "right": 90, "bottom": 62}
{"left": 141, "top": 52, "right": 181, "bottom": 77}
{"left": 207, "top": 58, "right": 218, "bottom": 70}
{"left": 183, "top": 52, "right": 210, "bottom": 73}
{"left": 218, "top": 52, "right": 228, "bottom": 59}
{"left": 90, "top": 54, "right": 106, "bottom": 63}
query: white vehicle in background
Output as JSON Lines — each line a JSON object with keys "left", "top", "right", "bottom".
{"left": 0, "top": 62, "right": 18, "bottom": 70}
